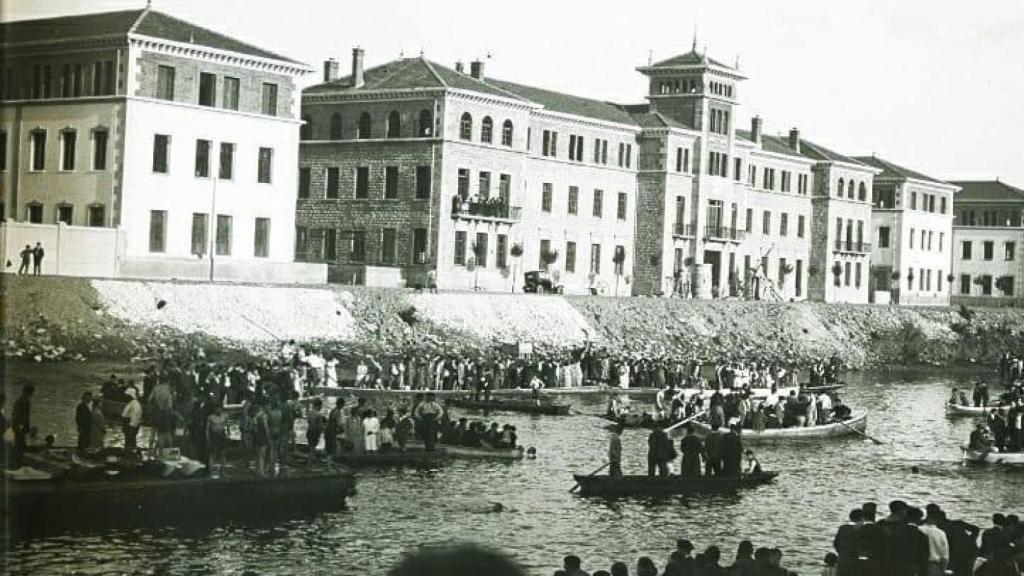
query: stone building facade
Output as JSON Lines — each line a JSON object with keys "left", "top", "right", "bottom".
{"left": 949, "top": 180, "right": 1024, "bottom": 305}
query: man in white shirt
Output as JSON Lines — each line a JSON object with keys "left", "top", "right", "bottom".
{"left": 120, "top": 388, "right": 144, "bottom": 451}
{"left": 919, "top": 508, "right": 950, "bottom": 576}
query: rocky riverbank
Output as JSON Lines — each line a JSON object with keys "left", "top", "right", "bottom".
{"left": 3, "top": 275, "right": 1022, "bottom": 369}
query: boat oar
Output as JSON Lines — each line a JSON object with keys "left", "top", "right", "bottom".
{"left": 569, "top": 462, "right": 609, "bottom": 493}
{"left": 663, "top": 409, "right": 708, "bottom": 435}
{"left": 838, "top": 419, "right": 885, "bottom": 445}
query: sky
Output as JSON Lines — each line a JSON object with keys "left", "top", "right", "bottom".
{"left": 5, "top": 0, "right": 1023, "bottom": 186}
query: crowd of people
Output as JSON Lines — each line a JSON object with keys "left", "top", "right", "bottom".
{"left": 954, "top": 379, "right": 1024, "bottom": 455}
{"left": 607, "top": 422, "right": 760, "bottom": 479}
{"left": 553, "top": 540, "right": 803, "bottom": 575}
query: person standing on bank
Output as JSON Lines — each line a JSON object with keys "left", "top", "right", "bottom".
{"left": 17, "top": 245, "right": 32, "bottom": 275}
{"left": 608, "top": 425, "right": 623, "bottom": 476}
{"left": 11, "top": 385, "right": 34, "bottom": 467}
{"left": 76, "top": 392, "right": 93, "bottom": 451}
{"left": 121, "top": 388, "right": 143, "bottom": 451}
{"left": 32, "top": 242, "right": 44, "bottom": 275}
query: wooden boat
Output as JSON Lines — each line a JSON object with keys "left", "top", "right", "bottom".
{"left": 445, "top": 397, "right": 571, "bottom": 415}
{"left": 688, "top": 412, "right": 868, "bottom": 442}
{"left": 2, "top": 448, "right": 355, "bottom": 537}
{"left": 291, "top": 443, "right": 451, "bottom": 467}
{"left": 404, "top": 441, "right": 526, "bottom": 460}
{"left": 572, "top": 471, "right": 779, "bottom": 497}
{"left": 962, "top": 448, "right": 1024, "bottom": 466}
{"left": 946, "top": 403, "right": 1008, "bottom": 417}
{"left": 800, "top": 383, "right": 845, "bottom": 394}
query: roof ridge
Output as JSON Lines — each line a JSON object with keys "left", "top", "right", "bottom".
{"left": 138, "top": 9, "right": 301, "bottom": 64}
{"left": 368, "top": 58, "right": 425, "bottom": 90}
{"left": 420, "top": 58, "right": 448, "bottom": 88}
{"left": 127, "top": 6, "right": 148, "bottom": 34}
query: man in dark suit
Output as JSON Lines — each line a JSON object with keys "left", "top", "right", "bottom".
{"left": 834, "top": 508, "right": 867, "bottom": 576}
{"left": 76, "top": 392, "right": 93, "bottom": 451}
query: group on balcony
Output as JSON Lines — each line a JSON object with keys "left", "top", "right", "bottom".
{"left": 452, "top": 193, "right": 513, "bottom": 220}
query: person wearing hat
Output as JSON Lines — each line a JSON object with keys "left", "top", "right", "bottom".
{"left": 968, "top": 422, "right": 993, "bottom": 453}
{"left": 121, "top": 387, "right": 143, "bottom": 451}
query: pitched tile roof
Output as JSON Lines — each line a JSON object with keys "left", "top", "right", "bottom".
{"left": 650, "top": 50, "right": 734, "bottom": 70}
{"left": 949, "top": 180, "right": 1024, "bottom": 202}
{"left": 798, "top": 139, "right": 869, "bottom": 167}
{"left": 618, "top": 104, "right": 694, "bottom": 130}
{"left": 305, "top": 58, "right": 524, "bottom": 101}
{"left": 1, "top": 8, "right": 303, "bottom": 64}
{"left": 852, "top": 155, "right": 948, "bottom": 185}
{"left": 486, "top": 78, "right": 637, "bottom": 125}
{"left": 735, "top": 131, "right": 808, "bottom": 159}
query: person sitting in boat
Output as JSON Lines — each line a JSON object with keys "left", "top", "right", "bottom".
{"left": 949, "top": 388, "right": 965, "bottom": 407}
{"left": 968, "top": 422, "right": 993, "bottom": 453}
{"left": 831, "top": 399, "right": 852, "bottom": 421}
{"left": 498, "top": 424, "right": 516, "bottom": 449}
{"left": 606, "top": 394, "right": 631, "bottom": 418}
{"left": 743, "top": 450, "right": 762, "bottom": 476}
{"left": 655, "top": 383, "right": 677, "bottom": 419}
{"left": 483, "top": 422, "right": 501, "bottom": 447}
{"left": 973, "top": 381, "right": 990, "bottom": 408}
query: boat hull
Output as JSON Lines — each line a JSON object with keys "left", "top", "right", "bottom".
{"left": 572, "top": 471, "right": 779, "bottom": 497}
{"left": 946, "top": 403, "right": 1008, "bottom": 417}
{"left": 688, "top": 413, "right": 868, "bottom": 442}
{"left": 963, "top": 449, "right": 1024, "bottom": 466}
{"left": 446, "top": 398, "right": 571, "bottom": 415}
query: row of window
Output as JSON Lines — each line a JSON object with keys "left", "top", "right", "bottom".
{"left": 746, "top": 163, "right": 809, "bottom": 194}
{"left": 540, "top": 184, "right": 628, "bottom": 220}
{"left": 708, "top": 108, "right": 730, "bottom": 135}
{"left": 155, "top": 65, "right": 277, "bottom": 116}
{"left": 456, "top": 169, "right": 510, "bottom": 204}
{"left": 3, "top": 61, "right": 116, "bottom": 101}
{"left": 695, "top": 199, "right": 808, "bottom": 239}
{"left": 908, "top": 191, "right": 946, "bottom": 214}
{"left": 452, "top": 231, "right": 510, "bottom": 269}
{"left": 458, "top": 113, "right": 514, "bottom": 146}
{"left": 960, "top": 274, "right": 1015, "bottom": 297}
{"left": 907, "top": 228, "right": 945, "bottom": 252}
{"left": 295, "top": 227, "right": 424, "bottom": 266}
{"left": 22, "top": 202, "right": 105, "bottom": 227}
{"left": 833, "top": 260, "right": 864, "bottom": 290}
{"left": 835, "top": 219, "right": 867, "bottom": 247}
{"left": 900, "top": 268, "right": 945, "bottom": 293}
{"left": 834, "top": 178, "right": 868, "bottom": 201}
{"left": 148, "top": 210, "right": 271, "bottom": 258}
{"left": 300, "top": 164, "right": 434, "bottom": 201}
{"left": 454, "top": 234, "right": 626, "bottom": 277}
{"left": 540, "top": 129, "right": 632, "bottom": 168}
{"left": 151, "top": 135, "right": 274, "bottom": 183}
{"left": 961, "top": 240, "right": 1015, "bottom": 262}
{"left": 22, "top": 128, "right": 108, "bottom": 172}
{"left": 956, "top": 209, "right": 1021, "bottom": 228}
{"left": 303, "top": 109, "right": 436, "bottom": 141}
{"left": 656, "top": 78, "right": 702, "bottom": 95}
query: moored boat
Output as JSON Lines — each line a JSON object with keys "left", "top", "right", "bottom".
{"left": 946, "top": 403, "right": 1008, "bottom": 417}
{"left": 687, "top": 412, "right": 869, "bottom": 442}
{"left": 404, "top": 442, "right": 526, "bottom": 460}
{"left": 962, "top": 448, "right": 1024, "bottom": 466}
{"left": 800, "top": 383, "right": 845, "bottom": 394}
{"left": 446, "top": 397, "right": 571, "bottom": 415}
{"left": 572, "top": 471, "right": 779, "bottom": 497}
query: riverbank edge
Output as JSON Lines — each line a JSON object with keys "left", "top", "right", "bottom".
{"left": 2, "top": 275, "right": 1022, "bottom": 370}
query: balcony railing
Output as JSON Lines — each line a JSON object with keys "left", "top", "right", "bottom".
{"left": 833, "top": 240, "right": 872, "bottom": 253}
{"left": 703, "top": 226, "right": 747, "bottom": 242}
{"left": 673, "top": 223, "right": 697, "bottom": 237}
{"left": 451, "top": 196, "right": 521, "bottom": 222}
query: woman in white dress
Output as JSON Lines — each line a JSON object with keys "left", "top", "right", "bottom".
{"left": 363, "top": 409, "right": 380, "bottom": 453}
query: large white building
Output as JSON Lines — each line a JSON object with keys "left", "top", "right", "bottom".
{"left": 0, "top": 8, "right": 323, "bottom": 282}
{"left": 950, "top": 180, "right": 1024, "bottom": 305}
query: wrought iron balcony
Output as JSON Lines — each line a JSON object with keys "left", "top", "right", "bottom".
{"left": 833, "top": 240, "right": 872, "bottom": 254}
{"left": 451, "top": 196, "right": 521, "bottom": 222}
{"left": 673, "top": 223, "right": 696, "bottom": 237}
{"left": 703, "top": 226, "right": 747, "bottom": 242}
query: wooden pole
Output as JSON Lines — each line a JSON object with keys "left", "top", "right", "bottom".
{"left": 838, "top": 419, "right": 885, "bottom": 445}
{"left": 663, "top": 409, "right": 707, "bottom": 434}
{"left": 569, "top": 461, "right": 610, "bottom": 493}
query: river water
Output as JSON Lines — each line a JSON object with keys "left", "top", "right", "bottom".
{"left": 4, "top": 363, "right": 1023, "bottom": 575}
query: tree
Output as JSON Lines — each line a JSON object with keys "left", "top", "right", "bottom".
{"left": 509, "top": 242, "right": 523, "bottom": 293}
{"left": 832, "top": 262, "right": 843, "bottom": 287}
{"left": 612, "top": 247, "right": 627, "bottom": 296}
{"left": 541, "top": 247, "right": 559, "bottom": 270}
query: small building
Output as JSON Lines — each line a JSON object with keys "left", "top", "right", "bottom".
{"left": 0, "top": 8, "right": 322, "bottom": 282}
{"left": 855, "top": 155, "right": 959, "bottom": 305}
{"left": 950, "top": 179, "right": 1024, "bottom": 305}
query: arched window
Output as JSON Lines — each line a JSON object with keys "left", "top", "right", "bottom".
{"left": 459, "top": 112, "right": 473, "bottom": 140}
{"left": 357, "top": 112, "right": 372, "bottom": 139}
{"left": 300, "top": 115, "right": 313, "bottom": 140}
{"left": 418, "top": 109, "right": 433, "bottom": 136}
{"left": 387, "top": 110, "right": 401, "bottom": 138}
{"left": 847, "top": 179, "right": 855, "bottom": 199}
{"left": 858, "top": 181, "right": 867, "bottom": 202}
{"left": 837, "top": 178, "right": 845, "bottom": 197}
{"left": 501, "top": 120, "right": 513, "bottom": 146}
{"left": 480, "top": 116, "right": 493, "bottom": 143}
{"left": 329, "top": 113, "right": 343, "bottom": 140}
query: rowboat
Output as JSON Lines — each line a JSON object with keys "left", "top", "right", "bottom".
{"left": 405, "top": 441, "right": 526, "bottom": 460}
{"left": 2, "top": 448, "right": 355, "bottom": 537}
{"left": 687, "top": 412, "right": 869, "bottom": 442}
{"left": 800, "top": 383, "right": 845, "bottom": 394}
{"left": 292, "top": 444, "right": 451, "bottom": 467}
{"left": 946, "top": 403, "right": 1008, "bottom": 417}
{"left": 445, "top": 397, "right": 571, "bottom": 416}
{"left": 962, "top": 448, "right": 1024, "bottom": 466}
{"left": 572, "top": 471, "right": 779, "bottom": 497}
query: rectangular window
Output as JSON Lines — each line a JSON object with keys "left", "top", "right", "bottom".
{"left": 416, "top": 166, "right": 432, "bottom": 199}
{"left": 457, "top": 168, "right": 470, "bottom": 197}
{"left": 684, "top": 148, "right": 691, "bottom": 173}
{"left": 223, "top": 77, "right": 240, "bottom": 110}
{"left": 593, "top": 189, "right": 603, "bottom": 218}
{"left": 257, "top": 147, "right": 273, "bottom": 183}
{"left": 909, "top": 228, "right": 915, "bottom": 249}
{"left": 149, "top": 210, "right": 166, "bottom": 252}
{"left": 475, "top": 232, "right": 488, "bottom": 268}
{"left": 156, "top": 65, "right": 175, "bottom": 100}
{"left": 675, "top": 196, "right": 687, "bottom": 230}
{"left": 191, "top": 212, "right": 208, "bottom": 255}
{"left": 734, "top": 158, "right": 742, "bottom": 182}
{"left": 845, "top": 262, "right": 852, "bottom": 287}
{"left": 324, "top": 167, "right": 340, "bottom": 199}
{"left": 878, "top": 226, "right": 890, "bottom": 248}
{"left": 355, "top": 167, "right": 369, "bottom": 199}
{"left": 960, "top": 275, "right": 971, "bottom": 295}
{"left": 219, "top": 143, "right": 234, "bottom": 179}
{"left": 614, "top": 245, "right": 626, "bottom": 276}
{"left": 1001, "top": 276, "right": 1015, "bottom": 296}
{"left": 413, "top": 228, "right": 428, "bottom": 264}
{"left": 590, "top": 243, "right": 602, "bottom": 275}
{"left": 780, "top": 213, "right": 789, "bottom": 236}
{"left": 781, "top": 171, "right": 791, "bottom": 192}
{"left": 86, "top": 130, "right": 104, "bottom": 171}
{"left": 1006, "top": 242, "right": 1016, "bottom": 261}
{"left": 762, "top": 211, "right": 771, "bottom": 235}
{"left": 27, "top": 204, "right": 43, "bottom": 223}
{"left": 962, "top": 241, "right": 972, "bottom": 260}
{"left": 324, "top": 229, "right": 337, "bottom": 262}
{"left": 152, "top": 134, "right": 169, "bottom": 173}
{"left": 940, "top": 197, "right": 947, "bottom": 214}
{"left": 454, "top": 231, "right": 467, "bottom": 265}
{"left": 542, "top": 183, "right": 553, "bottom": 213}
{"left": 56, "top": 205, "right": 73, "bottom": 225}
{"left": 617, "top": 143, "right": 624, "bottom": 167}
{"left": 88, "top": 205, "right": 105, "bottom": 227}
{"left": 911, "top": 192, "right": 917, "bottom": 210}
{"left": 983, "top": 241, "right": 994, "bottom": 261}
{"left": 539, "top": 239, "right": 551, "bottom": 270}
{"left": 617, "top": 192, "right": 628, "bottom": 221}
{"left": 194, "top": 139, "right": 211, "bottom": 177}
{"left": 60, "top": 130, "right": 76, "bottom": 171}
{"left": 568, "top": 186, "right": 578, "bottom": 215}
{"left": 381, "top": 228, "right": 396, "bottom": 265}
{"left": 745, "top": 208, "right": 753, "bottom": 233}
{"left": 350, "top": 231, "right": 366, "bottom": 262}
{"left": 261, "top": 83, "right": 278, "bottom": 116}
{"left": 31, "top": 130, "right": 46, "bottom": 171}
{"left": 566, "top": 241, "right": 576, "bottom": 273}
{"left": 779, "top": 257, "right": 787, "bottom": 287}
{"left": 981, "top": 275, "right": 992, "bottom": 296}
{"left": 602, "top": 140, "right": 609, "bottom": 164}
{"left": 855, "top": 263, "right": 862, "bottom": 288}
{"left": 496, "top": 234, "right": 508, "bottom": 269}
{"left": 675, "top": 148, "right": 683, "bottom": 172}
{"left": 216, "top": 214, "right": 232, "bottom": 256}
{"left": 625, "top": 144, "right": 632, "bottom": 168}
{"left": 0, "top": 130, "right": 7, "bottom": 171}
{"left": 198, "top": 72, "right": 216, "bottom": 106}
{"left": 797, "top": 215, "right": 805, "bottom": 238}
{"left": 478, "top": 171, "right": 491, "bottom": 199}
{"left": 298, "top": 167, "right": 311, "bottom": 199}
{"left": 385, "top": 166, "right": 399, "bottom": 199}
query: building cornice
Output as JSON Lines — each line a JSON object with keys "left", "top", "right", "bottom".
{"left": 127, "top": 95, "right": 303, "bottom": 124}
{"left": 446, "top": 88, "right": 541, "bottom": 111}
{"left": 302, "top": 88, "right": 446, "bottom": 104}
{"left": 637, "top": 64, "right": 747, "bottom": 81}
{"left": 128, "top": 33, "right": 312, "bottom": 76}
{"left": 1, "top": 33, "right": 126, "bottom": 56}
{"left": 531, "top": 108, "right": 640, "bottom": 134}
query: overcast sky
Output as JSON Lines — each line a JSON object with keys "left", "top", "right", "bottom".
{"left": 5, "top": 0, "right": 1023, "bottom": 187}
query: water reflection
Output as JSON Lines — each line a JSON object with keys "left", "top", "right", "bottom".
{"left": 4, "top": 364, "right": 1022, "bottom": 575}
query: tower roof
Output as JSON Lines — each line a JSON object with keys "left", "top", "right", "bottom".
{"left": 949, "top": 180, "right": 1024, "bottom": 203}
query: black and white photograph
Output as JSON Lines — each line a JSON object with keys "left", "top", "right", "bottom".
{"left": 1, "top": 0, "right": 1023, "bottom": 574}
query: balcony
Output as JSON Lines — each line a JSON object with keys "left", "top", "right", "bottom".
{"left": 833, "top": 240, "right": 872, "bottom": 254}
{"left": 672, "top": 223, "right": 697, "bottom": 238}
{"left": 703, "top": 226, "right": 747, "bottom": 243}
{"left": 451, "top": 196, "right": 521, "bottom": 223}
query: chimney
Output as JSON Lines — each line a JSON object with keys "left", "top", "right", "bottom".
{"left": 351, "top": 47, "right": 365, "bottom": 89}
{"left": 470, "top": 60, "right": 485, "bottom": 80}
{"left": 455, "top": 61, "right": 464, "bottom": 74}
{"left": 323, "top": 58, "right": 339, "bottom": 82}
{"left": 751, "top": 116, "right": 762, "bottom": 144}
{"left": 788, "top": 127, "right": 800, "bottom": 153}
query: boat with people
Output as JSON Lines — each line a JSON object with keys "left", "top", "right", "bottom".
{"left": 688, "top": 412, "right": 869, "bottom": 442}
{"left": 962, "top": 448, "right": 1024, "bottom": 466}
{"left": 945, "top": 402, "right": 1009, "bottom": 417}
{"left": 445, "top": 397, "right": 571, "bottom": 416}
{"left": 3, "top": 447, "right": 356, "bottom": 537}
{"left": 571, "top": 471, "right": 779, "bottom": 497}
{"left": 403, "top": 442, "right": 526, "bottom": 460}
{"left": 800, "top": 383, "right": 845, "bottom": 394}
